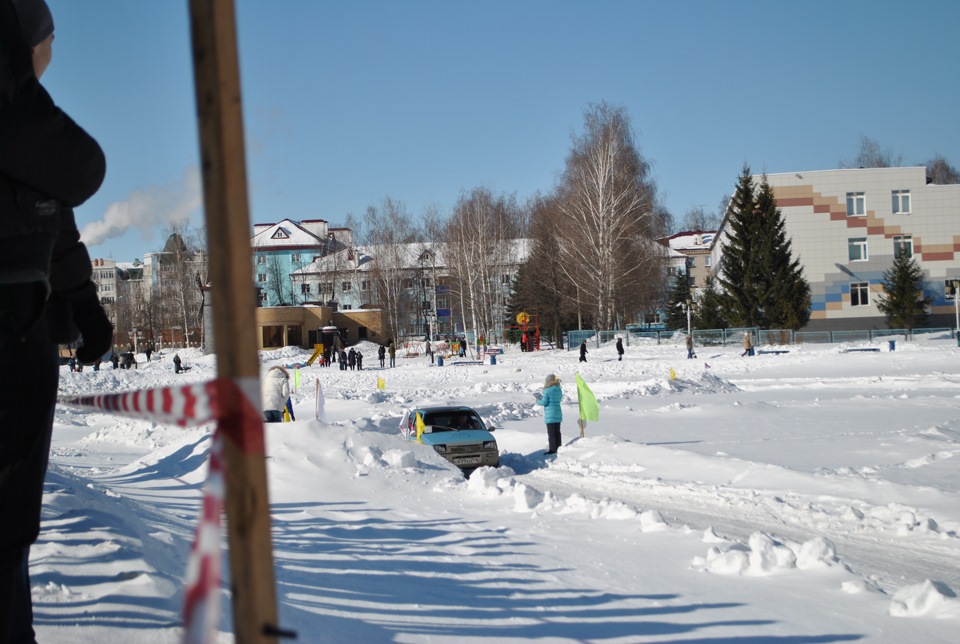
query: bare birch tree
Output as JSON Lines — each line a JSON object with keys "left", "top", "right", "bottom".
{"left": 555, "top": 102, "right": 660, "bottom": 330}
{"left": 446, "top": 188, "right": 524, "bottom": 347}
{"left": 365, "top": 196, "right": 418, "bottom": 342}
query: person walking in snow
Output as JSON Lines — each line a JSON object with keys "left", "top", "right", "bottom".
{"left": 616, "top": 337, "right": 624, "bottom": 361}
{"left": 173, "top": 353, "right": 182, "bottom": 373}
{"left": 579, "top": 340, "right": 588, "bottom": 363}
{"left": 742, "top": 332, "right": 754, "bottom": 357}
{"left": 339, "top": 348, "right": 347, "bottom": 371}
{"left": 425, "top": 340, "right": 433, "bottom": 364}
{"left": 686, "top": 334, "right": 696, "bottom": 359}
{"left": 378, "top": 344, "right": 386, "bottom": 368}
{"left": 0, "top": 2, "right": 111, "bottom": 639}
{"left": 261, "top": 366, "right": 291, "bottom": 423}
{"left": 534, "top": 373, "right": 563, "bottom": 454}
{"left": 347, "top": 347, "right": 356, "bottom": 370}
{"left": 388, "top": 342, "right": 396, "bottom": 368}
{"left": 355, "top": 350, "right": 363, "bottom": 370}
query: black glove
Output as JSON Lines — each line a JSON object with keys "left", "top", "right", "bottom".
{"left": 73, "top": 296, "right": 113, "bottom": 364}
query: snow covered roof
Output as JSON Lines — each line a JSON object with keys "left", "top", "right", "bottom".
{"left": 251, "top": 219, "right": 327, "bottom": 249}
{"left": 660, "top": 230, "right": 715, "bottom": 251}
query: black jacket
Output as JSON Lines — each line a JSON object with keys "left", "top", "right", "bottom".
{"left": 1, "top": 1, "right": 106, "bottom": 339}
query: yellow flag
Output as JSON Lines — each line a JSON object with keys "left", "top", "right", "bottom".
{"left": 575, "top": 373, "right": 599, "bottom": 422}
{"left": 377, "top": 377, "right": 385, "bottom": 390}
{"left": 669, "top": 368, "right": 677, "bottom": 380}
{"left": 415, "top": 412, "right": 426, "bottom": 444}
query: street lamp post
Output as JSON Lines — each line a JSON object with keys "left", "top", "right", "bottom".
{"left": 685, "top": 298, "right": 693, "bottom": 338}
{"left": 953, "top": 280, "right": 959, "bottom": 345}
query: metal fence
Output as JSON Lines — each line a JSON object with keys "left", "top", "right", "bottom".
{"left": 567, "top": 327, "right": 956, "bottom": 349}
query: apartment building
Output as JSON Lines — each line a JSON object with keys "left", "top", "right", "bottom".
{"left": 712, "top": 166, "right": 960, "bottom": 331}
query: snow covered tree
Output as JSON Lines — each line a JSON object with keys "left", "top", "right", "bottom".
{"left": 875, "top": 244, "right": 931, "bottom": 335}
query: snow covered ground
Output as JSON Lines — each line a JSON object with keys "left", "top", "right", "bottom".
{"left": 36, "top": 333, "right": 960, "bottom": 642}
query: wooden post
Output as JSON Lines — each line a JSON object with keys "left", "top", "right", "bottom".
{"left": 187, "top": 1, "right": 279, "bottom": 642}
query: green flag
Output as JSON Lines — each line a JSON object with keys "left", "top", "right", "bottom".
{"left": 576, "top": 373, "right": 599, "bottom": 422}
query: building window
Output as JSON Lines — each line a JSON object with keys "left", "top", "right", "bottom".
{"left": 341, "top": 282, "right": 351, "bottom": 291}
{"left": 945, "top": 280, "right": 958, "bottom": 300}
{"left": 848, "top": 238, "right": 868, "bottom": 262}
{"left": 893, "top": 235, "right": 913, "bottom": 258}
{"left": 291, "top": 254, "right": 300, "bottom": 263}
{"left": 342, "top": 304, "right": 352, "bottom": 310}
{"left": 257, "top": 273, "right": 266, "bottom": 283}
{"left": 846, "top": 192, "right": 865, "bottom": 217}
{"left": 259, "top": 291, "right": 268, "bottom": 303}
{"left": 301, "top": 283, "right": 311, "bottom": 295}
{"left": 361, "top": 280, "right": 370, "bottom": 291}
{"left": 850, "top": 282, "right": 870, "bottom": 307}
{"left": 501, "top": 274, "right": 511, "bottom": 285}
{"left": 705, "top": 256, "right": 712, "bottom": 267}
{"left": 256, "top": 255, "right": 266, "bottom": 265}
{"left": 689, "top": 276, "right": 696, "bottom": 287}
{"left": 891, "top": 190, "right": 911, "bottom": 214}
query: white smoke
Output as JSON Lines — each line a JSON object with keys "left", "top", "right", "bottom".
{"left": 81, "top": 167, "right": 202, "bottom": 247}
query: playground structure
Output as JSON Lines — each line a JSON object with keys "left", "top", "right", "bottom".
{"left": 507, "top": 311, "right": 541, "bottom": 351}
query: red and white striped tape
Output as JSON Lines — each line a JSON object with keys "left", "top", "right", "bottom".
{"left": 182, "top": 428, "right": 225, "bottom": 644}
{"left": 58, "top": 377, "right": 263, "bottom": 643}
{"left": 57, "top": 381, "right": 221, "bottom": 427}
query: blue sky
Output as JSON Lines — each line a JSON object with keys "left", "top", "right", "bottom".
{"left": 45, "top": 0, "right": 960, "bottom": 262}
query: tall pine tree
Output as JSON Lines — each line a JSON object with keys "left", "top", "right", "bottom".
{"left": 875, "top": 244, "right": 931, "bottom": 335}
{"left": 717, "top": 165, "right": 811, "bottom": 330}
{"left": 665, "top": 270, "right": 692, "bottom": 331}
{"left": 694, "top": 278, "right": 729, "bottom": 330}
{"left": 755, "top": 177, "right": 811, "bottom": 330}
{"left": 717, "top": 165, "right": 766, "bottom": 327}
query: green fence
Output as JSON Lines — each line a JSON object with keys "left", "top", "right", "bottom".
{"left": 570, "top": 327, "right": 956, "bottom": 349}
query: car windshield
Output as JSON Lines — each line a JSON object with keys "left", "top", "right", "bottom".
{"left": 423, "top": 412, "right": 483, "bottom": 432}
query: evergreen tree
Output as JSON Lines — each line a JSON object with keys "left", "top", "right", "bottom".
{"left": 665, "top": 270, "right": 692, "bottom": 331}
{"left": 755, "top": 177, "right": 811, "bottom": 330}
{"left": 717, "top": 165, "right": 811, "bottom": 330}
{"left": 875, "top": 244, "right": 931, "bottom": 335}
{"left": 717, "top": 165, "right": 766, "bottom": 327}
{"left": 694, "top": 278, "right": 728, "bottom": 330}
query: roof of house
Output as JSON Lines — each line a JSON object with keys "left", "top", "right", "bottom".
{"left": 251, "top": 219, "right": 326, "bottom": 249}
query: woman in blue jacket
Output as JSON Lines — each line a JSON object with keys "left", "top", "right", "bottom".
{"left": 535, "top": 373, "right": 563, "bottom": 454}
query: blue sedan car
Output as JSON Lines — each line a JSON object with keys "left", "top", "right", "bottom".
{"left": 402, "top": 405, "right": 500, "bottom": 471}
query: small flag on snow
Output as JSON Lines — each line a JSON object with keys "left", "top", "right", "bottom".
{"left": 415, "top": 412, "right": 426, "bottom": 444}
{"left": 704, "top": 362, "right": 711, "bottom": 369}
{"left": 576, "top": 373, "right": 599, "bottom": 439}
{"left": 377, "top": 377, "right": 385, "bottom": 390}
{"left": 669, "top": 368, "right": 677, "bottom": 380}
{"left": 294, "top": 368, "right": 301, "bottom": 390}
{"left": 575, "top": 373, "right": 599, "bottom": 422}
{"left": 315, "top": 381, "right": 327, "bottom": 422}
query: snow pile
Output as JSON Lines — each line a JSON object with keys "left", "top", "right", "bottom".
{"left": 693, "top": 532, "right": 842, "bottom": 576}
{"left": 890, "top": 580, "right": 960, "bottom": 618}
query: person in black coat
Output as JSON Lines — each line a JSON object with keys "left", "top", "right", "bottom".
{"left": 378, "top": 344, "right": 385, "bottom": 368}
{"left": 0, "top": 3, "right": 111, "bottom": 640}
{"left": 579, "top": 340, "right": 588, "bottom": 363}
{"left": 616, "top": 337, "right": 624, "bottom": 361}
